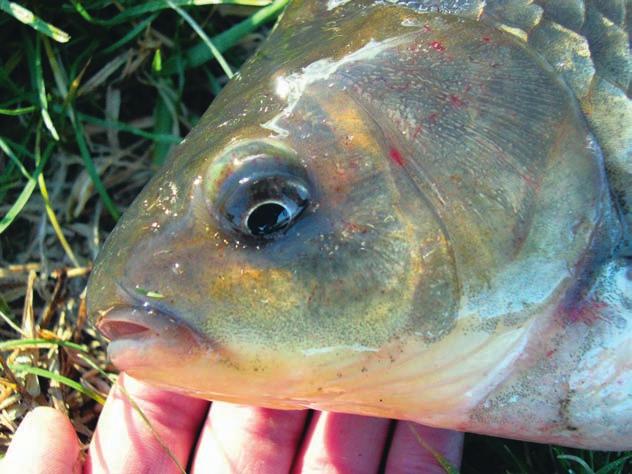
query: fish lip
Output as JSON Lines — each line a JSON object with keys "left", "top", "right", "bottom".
{"left": 93, "top": 281, "right": 182, "bottom": 341}
{"left": 95, "top": 305, "right": 178, "bottom": 342}
{"left": 96, "top": 303, "right": 210, "bottom": 372}
{"left": 93, "top": 282, "right": 211, "bottom": 365}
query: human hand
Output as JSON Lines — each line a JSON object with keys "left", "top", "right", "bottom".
{"left": 3, "top": 373, "right": 463, "bottom": 473}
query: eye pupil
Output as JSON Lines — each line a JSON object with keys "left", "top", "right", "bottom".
{"left": 246, "top": 202, "right": 291, "bottom": 236}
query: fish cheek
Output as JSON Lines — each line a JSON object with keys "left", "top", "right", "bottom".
{"left": 305, "top": 89, "right": 459, "bottom": 344}
{"left": 266, "top": 92, "right": 459, "bottom": 352}
{"left": 173, "top": 177, "right": 413, "bottom": 359}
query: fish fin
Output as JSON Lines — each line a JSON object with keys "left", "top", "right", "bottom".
{"left": 468, "top": 258, "right": 632, "bottom": 450}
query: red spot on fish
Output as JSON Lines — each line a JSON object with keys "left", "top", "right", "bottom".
{"left": 408, "top": 43, "right": 422, "bottom": 54}
{"left": 546, "top": 349, "right": 555, "bottom": 358}
{"left": 430, "top": 41, "right": 445, "bottom": 52}
{"left": 565, "top": 300, "right": 609, "bottom": 326}
{"left": 520, "top": 172, "right": 541, "bottom": 192}
{"left": 450, "top": 95, "right": 465, "bottom": 107}
{"left": 389, "top": 148, "right": 405, "bottom": 167}
{"left": 343, "top": 221, "right": 369, "bottom": 234}
{"left": 482, "top": 36, "right": 492, "bottom": 43}
{"left": 412, "top": 123, "right": 424, "bottom": 140}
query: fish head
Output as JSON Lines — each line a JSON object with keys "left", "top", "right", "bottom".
{"left": 87, "top": 9, "right": 460, "bottom": 411}
{"left": 88, "top": 2, "right": 630, "bottom": 441}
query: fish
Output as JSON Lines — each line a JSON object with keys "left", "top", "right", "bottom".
{"left": 87, "top": 0, "right": 632, "bottom": 450}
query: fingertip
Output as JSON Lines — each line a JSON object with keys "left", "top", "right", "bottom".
{"left": 293, "top": 412, "right": 391, "bottom": 474}
{"left": 3, "top": 406, "right": 82, "bottom": 474}
{"left": 86, "top": 373, "right": 209, "bottom": 474}
{"left": 191, "top": 403, "right": 307, "bottom": 474}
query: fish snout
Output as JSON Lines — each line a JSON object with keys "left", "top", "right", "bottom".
{"left": 96, "top": 304, "right": 209, "bottom": 371}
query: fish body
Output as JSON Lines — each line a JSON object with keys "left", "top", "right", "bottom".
{"left": 87, "top": 0, "right": 632, "bottom": 450}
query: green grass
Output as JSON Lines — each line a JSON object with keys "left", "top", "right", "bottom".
{"left": 0, "top": 2, "right": 629, "bottom": 473}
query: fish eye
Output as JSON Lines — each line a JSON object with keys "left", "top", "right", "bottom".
{"left": 215, "top": 158, "right": 311, "bottom": 240}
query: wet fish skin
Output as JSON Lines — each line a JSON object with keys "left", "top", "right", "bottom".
{"left": 87, "top": 0, "right": 632, "bottom": 450}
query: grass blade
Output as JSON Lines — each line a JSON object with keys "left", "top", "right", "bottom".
{"left": 152, "top": 90, "right": 176, "bottom": 166}
{"left": 0, "top": 338, "right": 89, "bottom": 353}
{"left": 77, "top": 52, "right": 129, "bottom": 97}
{"left": 71, "top": 0, "right": 271, "bottom": 26}
{"left": 102, "top": 13, "right": 160, "bottom": 54}
{"left": 0, "top": 175, "right": 37, "bottom": 234}
{"left": 0, "top": 0, "right": 70, "bottom": 43}
{"left": 0, "top": 48, "right": 25, "bottom": 97}
{"left": 595, "top": 454, "right": 632, "bottom": 474}
{"left": 31, "top": 34, "right": 60, "bottom": 141}
{"left": 407, "top": 423, "right": 459, "bottom": 474}
{"left": 0, "top": 137, "right": 51, "bottom": 234}
{"left": 163, "top": 0, "right": 289, "bottom": 74}
{"left": 116, "top": 382, "right": 187, "bottom": 474}
{"left": 0, "top": 105, "right": 35, "bottom": 116}
{"left": 34, "top": 128, "right": 81, "bottom": 267}
{"left": 9, "top": 363, "right": 106, "bottom": 404}
{"left": 42, "top": 36, "right": 69, "bottom": 99}
{"left": 70, "top": 110, "right": 181, "bottom": 144}
{"left": 557, "top": 454, "right": 596, "bottom": 474}
{"left": 167, "top": 0, "right": 234, "bottom": 78}
{"left": 0, "top": 138, "right": 31, "bottom": 180}
{"left": 0, "top": 305, "right": 23, "bottom": 335}
{"left": 70, "top": 113, "right": 121, "bottom": 221}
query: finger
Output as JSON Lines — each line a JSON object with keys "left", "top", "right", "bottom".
{"left": 2, "top": 406, "right": 82, "bottom": 474}
{"left": 292, "top": 412, "right": 391, "bottom": 474}
{"left": 385, "top": 422, "right": 464, "bottom": 474}
{"left": 191, "top": 402, "right": 307, "bottom": 474}
{"left": 85, "top": 373, "right": 209, "bottom": 474}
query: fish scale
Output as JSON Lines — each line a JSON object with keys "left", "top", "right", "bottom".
{"left": 383, "top": 0, "right": 632, "bottom": 250}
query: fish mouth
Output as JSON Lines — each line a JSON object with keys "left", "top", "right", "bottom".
{"left": 97, "top": 306, "right": 184, "bottom": 341}
{"left": 95, "top": 303, "right": 208, "bottom": 371}
{"left": 95, "top": 282, "right": 203, "bottom": 343}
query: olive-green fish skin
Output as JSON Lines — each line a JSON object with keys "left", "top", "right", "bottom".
{"left": 88, "top": 0, "right": 632, "bottom": 450}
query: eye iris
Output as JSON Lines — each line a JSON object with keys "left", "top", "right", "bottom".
{"left": 246, "top": 202, "right": 291, "bottom": 236}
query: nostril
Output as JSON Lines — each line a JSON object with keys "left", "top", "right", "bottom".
{"left": 98, "top": 319, "right": 151, "bottom": 340}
